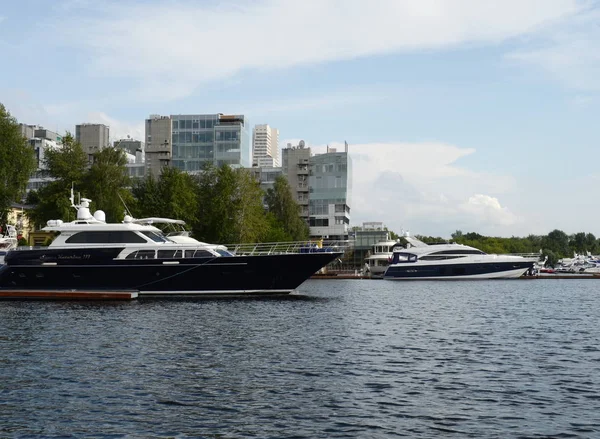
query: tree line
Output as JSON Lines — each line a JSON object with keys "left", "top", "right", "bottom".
{"left": 413, "top": 230, "right": 598, "bottom": 266}
{"left": 0, "top": 103, "right": 308, "bottom": 244}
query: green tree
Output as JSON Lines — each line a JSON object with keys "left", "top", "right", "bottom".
{"left": 542, "top": 229, "right": 570, "bottom": 257}
{"left": 84, "top": 147, "right": 132, "bottom": 222}
{"left": 264, "top": 176, "right": 309, "bottom": 241}
{"left": 132, "top": 167, "right": 199, "bottom": 227}
{"left": 27, "top": 133, "right": 88, "bottom": 228}
{"left": 0, "top": 103, "right": 36, "bottom": 222}
{"left": 194, "top": 164, "right": 271, "bottom": 243}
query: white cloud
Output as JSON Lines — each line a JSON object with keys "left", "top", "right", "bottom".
{"left": 50, "top": 0, "right": 582, "bottom": 99}
{"left": 300, "top": 140, "right": 521, "bottom": 237}
{"left": 84, "top": 112, "right": 144, "bottom": 144}
{"left": 459, "top": 194, "right": 518, "bottom": 226}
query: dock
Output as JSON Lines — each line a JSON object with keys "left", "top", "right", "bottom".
{"left": 0, "top": 289, "right": 138, "bottom": 299}
{"left": 311, "top": 274, "right": 600, "bottom": 280}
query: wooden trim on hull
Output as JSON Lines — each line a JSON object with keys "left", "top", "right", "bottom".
{"left": 0, "top": 289, "right": 138, "bottom": 299}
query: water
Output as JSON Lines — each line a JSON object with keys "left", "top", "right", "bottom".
{"left": 1, "top": 279, "right": 599, "bottom": 438}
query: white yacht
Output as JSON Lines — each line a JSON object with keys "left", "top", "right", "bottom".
{"left": 383, "top": 232, "right": 539, "bottom": 280}
{"left": 364, "top": 238, "right": 399, "bottom": 278}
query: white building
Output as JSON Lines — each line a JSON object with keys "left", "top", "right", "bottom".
{"left": 252, "top": 124, "right": 280, "bottom": 167}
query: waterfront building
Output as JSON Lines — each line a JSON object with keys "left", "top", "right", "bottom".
{"left": 75, "top": 123, "right": 110, "bottom": 160}
{"left": 349, "top": 222, "right": 391, "bottom": 268}
{"left": 19, "top": 124, "right": 36, "bottom": 140}
{"left": 308, "top": 144, "right": 352, "bottom": 240}
{"left": 282, "top": 141, "right": 310, "bottom": 222}
{"left": 252, "top": 124, "right": 280, "bottom": 167}
{"left": 145, "top": 115, "right": 172, "bottom": 179}
{"left": 20, "top": 126, "right": 63, "bottom": 193}
{"left": 171, "top": 113, "right": 251, "bottom": 172}
{"left": 251, "top": 166, "right": 283, "bottom": 194}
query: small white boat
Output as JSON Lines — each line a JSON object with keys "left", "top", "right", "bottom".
{"left": 364, "top": 239, "right": 399, "bottom": 278}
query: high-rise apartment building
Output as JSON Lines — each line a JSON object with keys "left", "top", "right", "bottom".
{"left": 308, "top": 144, "right": 352, "bottom": 240}
{"left": 145, "top": 115, "right": 172, "bottom": 178}
{"left": 75, "top": 123, "right": 110, "bottom": 159}
{"left": 252, "top": 124, "right": 280, "bottom": 167}
{"left": 282, "top": 140, "right": 310, "bottom": 222}
{"left": 171, "top": 113, "right": 250, "bottom": 172}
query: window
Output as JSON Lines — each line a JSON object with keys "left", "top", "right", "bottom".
{"left": 141, "top": 231, "right": 168, "bottom": 243}
{"left": 158, "top": 249, "right": 183, "bottom": 259}
{"left": 430, "top": 249, "right": 486, "bottom": 255}
{"left": 184, "top": 249, "right": 214, "bottom": 258}
{"left": 65, "top": 231, "right": 148, "bottom": 244}
{"left": 392, "top": 253, "right": 417, "bottom": 263}
{"left": 172, "top": 121, "right": 178, "bottom": 129}
{"left": 126, "top": 250, "right": 156, "bottom": 259}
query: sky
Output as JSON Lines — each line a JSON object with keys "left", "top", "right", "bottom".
{"left": 1, "top": 0, "right": 600, "bottom": 238}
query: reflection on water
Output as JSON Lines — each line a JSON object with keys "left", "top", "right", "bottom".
{"left": 1, "top": 279, "right": 599, "bottom": 438}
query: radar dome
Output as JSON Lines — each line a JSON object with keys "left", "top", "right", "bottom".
{"left": 93, "top": 210, "right": 106, "bottom": 222}
{"left": 123, "top": 215, "right": 133, "bottom": 223}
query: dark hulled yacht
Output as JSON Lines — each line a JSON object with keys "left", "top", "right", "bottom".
{"left": 0, "top": 197, "right": 341, "bottom": 296}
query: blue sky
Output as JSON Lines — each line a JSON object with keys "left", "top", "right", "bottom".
{"left": 2, "top": 0, "right": 600, "bottom": 237}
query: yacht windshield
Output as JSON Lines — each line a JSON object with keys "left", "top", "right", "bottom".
{"left": 141, "top": 231, "right": 169, "bottom": 243}
{"left": 392, "top": 252, "right": 417, "bottom": 263}
{"left": 216, "top": 249, "right": 233, "bottom": 257}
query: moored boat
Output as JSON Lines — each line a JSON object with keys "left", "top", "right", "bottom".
{"left": 383, "top": 232, "right": 539, "bottom": 280}
{"left": 0, "top": 195, "right": 342, "bottom": 296}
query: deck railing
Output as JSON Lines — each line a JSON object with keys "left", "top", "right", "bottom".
{"left": 224, "top": 240, "right": 352, "bottom": 256}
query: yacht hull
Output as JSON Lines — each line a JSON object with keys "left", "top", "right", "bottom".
{"left": 0, "top": 249, "right": 342, "bottom": 296}
{"left": 384, "top": 261, "right": 534, "bottom": 280}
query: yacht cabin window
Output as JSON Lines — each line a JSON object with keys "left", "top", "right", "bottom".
{"left": 157, "top": 250, "right": 183, "bottom": 259}
{"left": 392, "top": 252, "right": 417, "bottom": 263}
{"left": 125, "top": 250, "right": 156, "bottom": 259}
{"left": 184, "top": 249, "right": 214, "bottom": 258}
{"left": 65, "top": 231, "right": 148, "bottom": 244}
{"left": 430, "top": 249, "right": 486, "bottom": 255}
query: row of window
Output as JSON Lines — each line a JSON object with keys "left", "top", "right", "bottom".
{"left": 173, "top": 119, "right": 217, "bottom": 130}
{"left": 126, "top": 249, "right": 215, "bottom": 259}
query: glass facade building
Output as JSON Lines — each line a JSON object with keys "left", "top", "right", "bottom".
{"left": 308, "top": 149, "right": 352, "bottom": 240}
{"left": 171, "top": 114, "right": 250, "bottom": 172}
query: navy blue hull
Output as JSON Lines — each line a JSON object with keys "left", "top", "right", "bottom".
{"left": 384, "top": 260, "right": 534, "bottom": 279}
{"left": 0, "top": 248, "right": 341, "bottom": 295}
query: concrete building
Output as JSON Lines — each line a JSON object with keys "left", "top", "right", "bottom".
{"left": 252, "top": 124, "right": 280, "bottom": 167}
{"left": 19, "top": 124, "right": 36, "bottom": 140}
{"left": 19, "top": 126, "right": 63, "bottom": 193}
{"left": 171, "top": 113, "right": 251, "bottom": 172}
{"left": 75, "top": 123, "right": 109, "bottom": 160}
{"left": 145, "top": 115, "right": 172, "bottom": 178}
{"left": 282, "top": 140, "right": 311, "bottom": 222}
{"left": 251, "top": 166, "right": 283, "bottom": 194}
{"left": 308, "top": 143, "right": 352, "bottom": 240}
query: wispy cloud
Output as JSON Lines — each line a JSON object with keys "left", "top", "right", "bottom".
{"left": 48, "top": 0, "right": 582, "bottom": 100}
{"left": 508, "top": 5, "right": 600, "bottom": 91}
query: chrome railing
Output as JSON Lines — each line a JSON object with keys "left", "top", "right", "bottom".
{"left": 224, "top": 240, "right": 352, "bottom": 256}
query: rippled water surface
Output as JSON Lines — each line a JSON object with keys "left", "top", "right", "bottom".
{"left": 1, "top": 279, "right": 600, "bottom": 438}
